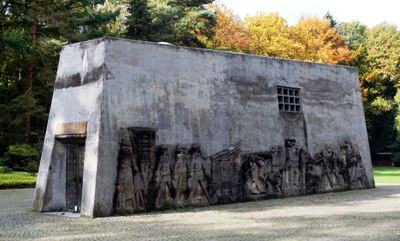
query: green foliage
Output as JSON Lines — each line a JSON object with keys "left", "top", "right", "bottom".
{"left": 390, "top": 152, "right": 400, "bottom": 163}
{"left": 338, "top": 21, "right": 367, "bottom": 50}
{"left": 340, "top": 20, "right": 400, "bottom": 157}
{"left": 393, "top": 92, "right": 400, "bottom": 137}
{"left": 370, "top": 96, "right": 395, "bottom": 115}
{"left": 1, "top": 0, "right": 400, "bottom": 176}
{"left": 0, "top": 166, "right": 13, "bottom": 173}
{"left": 367, "top": 23, "right": 400, "bottom": 83}
{"left": 40, "top": 0, "right": 121, "bottom": 43}
{"left": 124, "top": 0, "right": 217, "bottom": 47}
{"left": 0, "top": 0, "right": 121, "bottom": 166}
{"left": 125, "top": 0, "right": 153, "bottom": 40}
{"left": 324, "top": 11, "right": 338, "bottom": 28}
{"left": 6, "top": 144, "right": 40, "bottom": 171}
{"left": 22, "top": 161, "right": 39, "bottom": 175}
{"left": 0, "top": 156, "right": 9, "bottom": 166}
{"left": 0, "top": 171, "right": 37, "bottom": 189}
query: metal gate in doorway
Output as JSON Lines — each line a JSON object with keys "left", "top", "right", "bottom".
{"left": 66, "top": 144, "right": 85, "bottom": 212}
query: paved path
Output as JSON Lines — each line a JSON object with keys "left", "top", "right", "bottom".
{"left": 1, "top": 185, "right": 399, "bottom": 241}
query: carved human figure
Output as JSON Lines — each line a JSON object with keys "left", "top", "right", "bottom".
{"left": 330, "top": 160, "right": 343, "bottom": 190}
{"left": 295, "top": 148, "right": 308, "bottom": 195}
{"left": 341, "top": 141, "right": 368, "bottom": 189}
{"left": 281, "top": 158, "right": 301, "bottom": 196}
{"left": 323, "top": 147, "right": 336, "bottom": 191}
{"left": 272, "top": 172, "right": 282, "bottom": 194}
{"left": 305, "top": 157, "right": 323, "bottom": 194}
{"left": 188, "top": 145, "right": 211, "bottom": 205}
{"left": 245, "top": 161, "right": 259, "bottom": 196}
{"left": 348, "top": 152, "right": 368, "bottom": 189}
{"left": 327, "top": 149, "right": 345, "bottom": 191}
{"left": 116, "top": 181, "right": 124, "bottom": 210}
{"left": 118, "top": 160, "right": 134, "bottom": 211}
{"left": 132, "top": 163, "right": 146, "bottom": 211}
{"left": 293, "top": 161, "right": 300, "bottom": 189}
{"left": 255, "top": 158, "right": 268, "bottom": 195}
{"left": 314, "top": 150, "right": 332, "bottom": 192}
{"left": 261, "top": 158, "right": 274, "bottom": 195}
{"left": 271, "top": 146, "right": 285, "bottom": 172}
{"left": 244, "top": 155, "right": 267, "bottom": 197}
{"left": 153, "top": 146, "right": 174, "bottom": 209}
{"left": 172, "top": 145, "right": 189, "bottom": 207}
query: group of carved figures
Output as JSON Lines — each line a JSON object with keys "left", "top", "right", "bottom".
{"left": 241, "top": 139, "right": 369, "bottom": 199}
{"left": 114, "top": 128, "right": 370, "bottom": 213}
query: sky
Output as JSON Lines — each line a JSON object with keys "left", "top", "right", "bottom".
{"left": 222, "top": 0, "right": 400, "bottom": 27}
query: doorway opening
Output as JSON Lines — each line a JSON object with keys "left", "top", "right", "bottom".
{"left": 65, "top": 143, "right": 85, "bottom": 212}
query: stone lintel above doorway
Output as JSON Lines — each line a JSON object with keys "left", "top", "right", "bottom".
{"left": 55, "top": 122, "right": 87, "bottom": 143}
{"left": 56, "top": 122, "right": 87, "bottom": 135}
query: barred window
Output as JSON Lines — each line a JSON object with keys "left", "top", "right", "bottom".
{"left": 277, "top": 86, "right": 302, "bottom": 112}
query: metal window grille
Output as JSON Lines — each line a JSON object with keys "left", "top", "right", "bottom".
{"left": 277, "top": 86, "right": 302, "bottom": 112}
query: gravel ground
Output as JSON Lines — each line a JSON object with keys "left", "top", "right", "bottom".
{"left": 0, "top": 185, "right": 399, "bottom": 241}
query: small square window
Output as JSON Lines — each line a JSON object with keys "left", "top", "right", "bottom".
{"left": 277, "top": 86, "right": 302, "bottom": 113}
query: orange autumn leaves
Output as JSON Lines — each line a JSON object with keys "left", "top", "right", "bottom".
{"left": 205, "top": 2, "right": 353, "bottom": 65}
{"left": 204, "top": 3, "right": 251, "bottom": 53}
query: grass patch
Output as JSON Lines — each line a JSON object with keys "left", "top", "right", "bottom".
{"left": 373, "top": 167, "right": 400, "bottom": 184}
{"left": 0, "top": 171, "right": 37, "bottom": 189}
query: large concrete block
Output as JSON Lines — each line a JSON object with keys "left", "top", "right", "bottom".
{"left": 33, "top": 37, "right": 374, "bottom": 217}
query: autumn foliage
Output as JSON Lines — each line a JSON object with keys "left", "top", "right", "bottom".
{"left": 205, "top": 2, "right": 251, "bottom": 52}
{"left": 207, "top": 3, "right": 353, "bottom": 65}
{"left": 291, "top": 17, "right": 353, "bottom": 64}
{"left": 3, "top": 0, "right": 400, "bottom": 168}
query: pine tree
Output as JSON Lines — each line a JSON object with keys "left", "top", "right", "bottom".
{"left": 0, "top": 0, "right": 120, "bottom": 160}
{"left": 125, "top": 0, "right": 153, "bottom": 40}
{"left": 125, "top": 0, "right": 217, "bottom": 47}
{"left": 324, "top": 11, "right": 338, "bottom": 28}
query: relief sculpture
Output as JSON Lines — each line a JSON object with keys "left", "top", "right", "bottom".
{"left": 187, "top": 144, "right": 212, "bottom": 206}
{"left": 209, "top": 144, "right": 241, "bottom": 204}
{"left": 153, "top": 145, "right": 175, "bottom": 209}
{"left": 241, "top": 153, "right": 271, "bottom": 198}
{"left": 172, "top": 145, "right": 190, "bottom": 207}
{"left": 114, "top": 128, "right": 371, "bottom": 214}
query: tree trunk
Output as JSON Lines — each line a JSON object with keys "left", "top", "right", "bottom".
{"left": 26, "top": 0, "right": 38, "bottom": 144}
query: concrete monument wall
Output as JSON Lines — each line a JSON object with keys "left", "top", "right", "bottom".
{"left": 33, "top": 37, "right": 374, "bottom": 217}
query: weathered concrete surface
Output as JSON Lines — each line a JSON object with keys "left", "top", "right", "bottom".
{"left": 33, "top": 40, "right": 105, "bottom": 217}
{"left": 103, "top": 38, "right": 367, "bottom": 157}
{"left": 33, "top": 37, "right": 373, "bottom": 217}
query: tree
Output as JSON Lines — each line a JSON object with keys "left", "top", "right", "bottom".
{"left": 340, "top": 21, "right": 400, "bottom": 158}
{"left": 1, "top": 0, "right": 37, "bottom": 149}
{"left": 324, "top": 11, "right": 338, "bottom": 28}
{"left": 40, "top": 0, "right": 120, "bottom": 42}
{"left": 146, "top": 0, "right": 217, "bottom": 47}
{"left": 244, "top": 12, "right": 300, "bottom": 58}
{"left": 366, "top": 23, "right": 400, "bottom": 83}
{"left": 339, "top": 21, "right": 370, "bottom": 101}
{"left": 338, "top": 21, "right": 369, "bottom": 97}
{"left": 365, "top": 23, "right": 400, "bottom": 158}
{"left": 204, "top": 1, "right": 250, "bottom": 53}
{"left": 338, "top": 21, "right": 367, "bottom": 50}
{"left": 124, "top": 0, "right": 153, "bottom": 40}
{"left": 291, "top": 17, "right": 353, "bottom": 64}
{"left": 0, "top": 0, "right": 120, "bottom": 159}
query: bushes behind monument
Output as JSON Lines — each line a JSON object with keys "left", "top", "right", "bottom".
{"left": 1, "top": 144, "right": 41, "bottom": 174}
{"left": 0, "top": 144, "right": 40, "bottom": 189}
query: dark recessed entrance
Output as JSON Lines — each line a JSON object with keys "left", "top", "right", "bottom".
{"left": 65, "top": 143, "right": 85, "bottom": 212}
